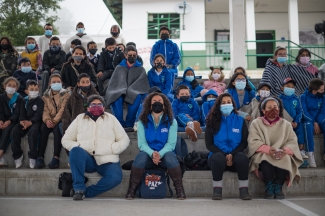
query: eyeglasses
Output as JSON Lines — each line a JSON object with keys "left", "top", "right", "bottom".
{"left": 127, "top": 55, "right": 137, "bottom": 58}
{"left": 89, "top": 103, "right": 103, "bottom": 108}
{"left": 235, "top": 78, "right": 246, "bottom": 82}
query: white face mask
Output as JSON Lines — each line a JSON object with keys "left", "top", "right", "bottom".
{"left": 29, "top": 91, "right": 39, "bottom": 99}
{"left": 70, "top": 48, "right": 73, "bottom": 53}
{"left": 212, "top": 73, "right": 221, "bottom": 80}
{"left": 5, "top": 87, "right": 16, "bottom": 95}
{"left": 259, "top": 90, "right": 270, "bottom": 98}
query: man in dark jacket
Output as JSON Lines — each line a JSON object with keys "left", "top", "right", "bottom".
{"left": 113, "top": 42, "right": 143, "bottom": 68}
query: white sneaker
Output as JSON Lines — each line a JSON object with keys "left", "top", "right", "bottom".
{"left": 300, "top": 150, "right": 308, "bottom": 159}
{"left": 15, "top": 155, "right": 23, "bottom": 168}
{"left": 29, "top": 158, "right": 36, "bottom": 169}
{"left": 307, "top": 152, "right": 316, "bottom": 168}
{"left": 0, "top": 156, "right": 8, "bottom": 167}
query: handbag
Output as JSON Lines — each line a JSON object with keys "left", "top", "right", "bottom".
{"left": 58, "top": 172, "right": 88, "bottom": 197}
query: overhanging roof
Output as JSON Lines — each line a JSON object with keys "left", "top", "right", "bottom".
{"left": 102, "top": 0, "right": 122, "bottom": 27}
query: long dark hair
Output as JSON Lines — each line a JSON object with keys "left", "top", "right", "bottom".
{"left": 139, "top": 92, "right": 174, "bottom": 128}
{"left": 206, "top": 93, "right": 238, "bottom": 134}
{"left": 295, "top": 48, "right": 311, "bottom": 63}
{"left": 227, "top": 72, "right": 252, "bottom": 91}
{"left": 64, "top": 45, "right": 91, "bottom": 69}
{"left": 0, "top": 37, "right": 17, "bottom": 54}
{"left": 259, "top": 97, "right": 284, "bottom": 118}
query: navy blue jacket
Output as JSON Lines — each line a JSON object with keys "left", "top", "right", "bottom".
{"left": 147, "top": 67, "right": 173, "bottom": 97}
{"left": 172, "top": 97, "right": 200, "bottom": 122}
{"left": 176, "top": 67, "right": 203, "bottom": 98}
{"left": 300, "top": 89, "right": 325, "bottom": 124}
{"left": 227, "top": 88, "right": 255, "bottom": 109}
{"left": 279, "top": 94, "right": 302, "bottom": 123}
{"left": 0, "top": 93, "right": 23, "bottom": 123}
{"left": 201, "top": 89, "right": 218, "bottom": 121}
{"left": 12, "top": 70, "right": 37, "bottom": 97}
{"left": 20, "top": 96, "right": 44, "bottom": 124}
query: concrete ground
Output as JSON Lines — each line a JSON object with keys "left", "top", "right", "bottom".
{"left": 0, "top": 196, "right": 324, "bottom": 216}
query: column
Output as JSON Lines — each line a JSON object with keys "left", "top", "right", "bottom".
{"left": 288, "top": 0, "right": 299, "bottom": 45}
{"left": 246, "top": 0, "right": 257, "bottom": 70}
{"left": 229, "top": 0, "right": 246, "bottom": 75}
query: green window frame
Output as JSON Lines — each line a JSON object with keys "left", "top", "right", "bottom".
{"left": 147, "top": 13, "right": 180, "bottom": 39}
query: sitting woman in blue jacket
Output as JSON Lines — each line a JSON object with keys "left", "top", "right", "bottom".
{"left": 205, "top": 93, "right": 251, "bottom": 200}
{"left": 147, "top": 54, "right": 174, "bottom": 102}
{"left": 176, "top": 67, "right": 203, "bottom": 99}
{"left": 125, "top": 92, "right": 186, "bottom": 200}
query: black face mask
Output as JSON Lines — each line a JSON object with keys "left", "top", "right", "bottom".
{"left": 1, "top": 44, "right": 9, "bottom": 50}
{"left": 180, "top": 96, "right": 190, "bottom": 102}
{"left": 161, "top": 33, "right": 169, "bottom": 40}
{"left": 111, "top": 31, "right": 119, "bottom": 37}
{"left": 316, "top": 92, "right": 324, "bottom": 98}
{"left": 155, "top": 62, "right": 163, "bottom": 69}
{"left": 128, "top": 57, "right": 136, "bottom": 64}
{"left": 152, "top": 102, "right": 164, "bottom": 113}
{"left": 80, "top": 85, "right": 90, "bottom": 93}
{"left": 89, "top": 49, "right": 98, "bottom": 55}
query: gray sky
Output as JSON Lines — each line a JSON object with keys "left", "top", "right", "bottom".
{"left": 54, "top": 0, "right": 118, "bottom": 35}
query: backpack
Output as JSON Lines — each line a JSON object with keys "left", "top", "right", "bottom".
{"left": 58, "top": 172, "right": 88, "bottom": 197}
{"left": 184, "top": 150, "right": 210, "bottom": 170}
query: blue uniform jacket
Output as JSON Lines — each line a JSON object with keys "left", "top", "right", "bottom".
{"left": 300, "top": 89, "right": 325, "bottom": 124}
{"left": 147, "top": 67, "right": 173, "bottom": 96}
{"left": 227, "top": 88, "right": 255, "bottom": 109}
{"left": 172, "top": 97, "right": 200, "bottom": 122}
{"left": 201, "top": 89, "right": 218, "bottom": 121}
{"left": 279, "top": 94, "right": 302, "bottom": 123}
{"left": 176, "top": 67, "right": 203, "bottom": 98}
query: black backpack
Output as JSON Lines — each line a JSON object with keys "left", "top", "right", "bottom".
{"left": 58, "top": 172, "right": 88, "bottom": 197}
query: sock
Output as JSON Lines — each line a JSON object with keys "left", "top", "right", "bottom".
{"left": 213, "top": 180, "right": 222, "bottom": 188}
{"left": 238, "top": 180, "right": 249, "bottom": 188}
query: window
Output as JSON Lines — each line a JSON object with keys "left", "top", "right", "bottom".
{"left": 148, "top": 13, "right": 180, "bottom": 39}
{"left": 214, "top": 30, "right": 230, "bottom": 55}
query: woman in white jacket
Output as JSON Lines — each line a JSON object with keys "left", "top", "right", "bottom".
{"left": 62, "top": 95, "right": 130, "bottom": 200}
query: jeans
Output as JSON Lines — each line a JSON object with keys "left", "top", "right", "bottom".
{"left": 69, "top": 147, "right": 122, "bottom": 198}
{"left": 304, "top": 121, "right": 325, "bottom": 153}
{"left": 38, "top": 123, "right": 62, "bottom": 158}
{"left": 42, "top": 70, "right": 60, "bottom": 94}
{"left": 132, "top": 151, "right": 179, "bottom": 169}
{"left": 260, "top": 160, "right": 288, "bottom": 185}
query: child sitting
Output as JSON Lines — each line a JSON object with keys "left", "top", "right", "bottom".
{"left": 11, "top": 80, "right": 44, "bottom": 168}
{"left": 172, "top": 85, "right": 202, "bottom": 142}
{"left": 87, "top": 41, "right": 100, "bottom": 72}
{"left": 201, "top": 66, "right": 226, "bottom": 96}
{"left": 234, "top": 67, "right": 256, "bottom": 92}
{"left": 201, "top": 89, "right": 218, "bottom": 124}
{"left": 13, "top": 58, "right": 37, "bottom": 97}
{"left": 300, "top": 78, "right": 325, "bottom": 167}
{"left": 176, "top": 67, "right": 203, "bottom": 99}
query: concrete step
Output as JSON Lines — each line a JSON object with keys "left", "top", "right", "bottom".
{"left": 0, "top": 168, "right": 324, "bottom": 197}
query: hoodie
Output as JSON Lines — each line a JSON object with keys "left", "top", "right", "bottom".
{"left": 176, "top": 67, "right": 204, "bottom": 98}
{"left": 172, "top": 97, "right": 200, "bottom": 123}
{"left": 201, "top": 89, "right": 218, "bottom": 121}
{"left": 147, "top": 67, "right": 173, "bottom": 97}
{"left": 300, "top": 89, "right": 325, "bottom": 124}
{"left": 279, "top": 93, "right": 302, "bottom": 124}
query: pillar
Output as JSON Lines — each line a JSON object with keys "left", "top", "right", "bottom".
{"left": 246, "top": 0, "right": 257, "bottom": 70}
{"left": 288, "top": 0, "right": 300, "bottom": 45}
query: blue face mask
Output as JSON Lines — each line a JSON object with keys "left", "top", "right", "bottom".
{"left": 27, "top": 44, "right": 36, "bottom": 50}
{"left": 283, "top": 87, "right": 295, "bottom": 96}
{"left": 207, "top": 98, "right": 216, "bottom": 101}
{"left": 235, "top": 81, "right": 246, "bottom": 90}
{"left": 220, "top": 104, "right": 233, "bottom": 116}
{"left": 21, "top": 66, "right": 32, "bottom": 73}
{"left": 77, "top": 28, "right": 84, "bottom": 34}
{"left": 45, "top": 30, "right": 52, "bottom": 36}
{"left": 277, "top": 57, "right": 287, "bottom": 63}
{"left": 185, "top": 76, "right": 194, "bottom": 82}
{"left": 51, "top": 83, "right": 62, "bottom": 92}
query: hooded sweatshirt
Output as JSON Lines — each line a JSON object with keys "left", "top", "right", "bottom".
{"left": 279, "top": 93, "right": 302, "bottom": 124}
{"left": 201, "top": 89, "right": 218, "bottom": 121}
{"left": 147, "top": 66, "right": 173, "bottom": 98}
{"left": 176, "top": 67, "right": 203, "bottom": 98}
{"left": 300, "top": 89, "right": 325, "bottom": 124}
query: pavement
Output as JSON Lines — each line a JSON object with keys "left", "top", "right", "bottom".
{"left": 0, "top": 196, "right": 324, "bottom": 216}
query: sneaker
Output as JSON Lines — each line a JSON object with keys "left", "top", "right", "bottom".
{"left": 185, "top": 123, "right": 198, "bottom": 142}
{"left": 35, "top": 157, "right": 46, "bottom": 169}
{"left": 307, "top": 152, "right": 316, "bottom": 168}
{"left": 14, "top": 155, "right": 23, "bottom": 168}
{"left": 48, "top": 157, "right": 60, "bottom": 169}
{"left": 72, "top": 189, "right": 85, "bottom": 201}
{"left": 29, "top": 158, "right": 36, "bottom": 169}
{"left": 0, "top": 155, "right": 8, "bottom": 167}
{"left": 192, "top": 121, "right": 203, "bottom": 135}
{"left": 300, "top": 150, "right": 308, "bottom": 159}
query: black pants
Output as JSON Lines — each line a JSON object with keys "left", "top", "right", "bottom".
{"left": 11, "top": 121, "right": 42, "bottom": 160}
{"left": 38, "top": 122, "right": 62, "bottom": 159}
{"left": 98, "top": 70, "right": 113, "bottom": 96}
{"left": 260, "top": 161, "right": 288, "bottom": 185}
{"left": 0, "top": 122, "right": 16, "bottom": 152}
{"left": 208, "top": 152, "right": 249, "bottom": 181}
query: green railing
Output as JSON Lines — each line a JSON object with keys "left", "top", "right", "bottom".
{"left": 180, "top": 40, "right": 325, "bottom": 71}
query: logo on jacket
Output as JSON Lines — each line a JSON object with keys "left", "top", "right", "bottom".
{"left": 161, "top": 76, "right": 165, "bottom": 82}
{"left": 145, "top": 174, "right": 162, "bottom": 189}
{"left": 232, "top": 128, "right": 240, "bottom": 133}
{"left": 32, "top": 105, "right": 37, "bottom": 111}
{"left": 318, "top": 102, "right": 322, "bottom": 108}
{"left": 292, "top": 100, "right": 297, "bottom": 108}
{"left": 188, "top": 104, "right": 193, "bottom": 109}
{"left": 161, "top": 128, "right": 168, "bottom": 133}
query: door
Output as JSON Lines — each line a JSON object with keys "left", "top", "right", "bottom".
{"left": 256, "top": 32, "right": 275, "bottom": 68}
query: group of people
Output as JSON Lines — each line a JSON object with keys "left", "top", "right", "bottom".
{"left": 0, "top": 22, "right": 324, "bottom": 201}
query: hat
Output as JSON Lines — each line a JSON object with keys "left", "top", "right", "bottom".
{"left": 257, "top": 83, "right": 272, "bottom": 91}
{"left": 148, "top": 86, "right": 162, "bottom": 94}
{"left": 282, "top": 78, "right": 296, "bottom": 86}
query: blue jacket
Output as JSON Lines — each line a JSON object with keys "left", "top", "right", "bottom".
{"left": 300, "top": 89, "right": 325, "bottom": 124}
{"left": 150, "top": 39, "right": 181, "bottom": 71}
{"left": 176, "top": 67, "right": 204, "bottom": 98}
{"left": 13, "top": 70, "right": 37, "bottom": 97}
{"left": 172, "top": 97, "right": 200, "bottom": 122}
{"left": 147, "top": 67, "right": 173, "bottom": 97}
{"left": 279, "top": 94, "right": 302, "bottom": 123}
{"left": 227, "top": 88, "right": 255, "bottom": 109}
{"left": 201, "top": 89, "right": 218, "bottom": 121}
{"left": 209, "top": 112, "right": 244, "bottom": 156}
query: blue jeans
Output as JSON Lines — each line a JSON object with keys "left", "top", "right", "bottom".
{"left": 69, "top": 147, "right": 122, "bottom": 198}
{"left": 132, "top": 151, "right": 179, "bottom": 169}
{"left": 304, "top": 121, "right": 325, "bottom": 153}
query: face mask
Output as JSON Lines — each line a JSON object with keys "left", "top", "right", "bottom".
{"left": 77, "top": 28, "right": 84, "bottom": 34}
{"left": 51, "top": 83, "right": 62, "bottom": 91}
{"left": 259, "top": 90, "right": 270, "bottom": 98}
{"left": 300, "top": 56, "right": 310, "bottom": 65}
{"left": 235, "top": 81, "right": 246, "bottom": 90}
{"left": 212, "top": 73, "right": 220, "bottom": 80}
{"left": 127, "top": 57, "right": 136, "bottom": 64}
{"left": 27, "top": 44, "right": 36, "bottom": 50}
{"left": 161, "top": 33, "right": 169, "bottom": 40}
{"left": 70, "top": 48, "right": 74, "bottom": 53}
{"left": 265, "top": 107, "right": 279, "bottom": 119}
{"left": 316, "top": 92, "right": 324, "bottom": 98}
{"left": 89, "top": 106, "right": 104, "bottom": 116}
{"left": 80, "top": 85, "right": 90, "bottom": 93}
{"left": 283, "top": 87, "right": 295, "bottom": 96}
{"left": 89, "top": 49, "right": 98, "bottom": 55}
{"left": 185, "top": 76, "right": 194, "bottom": 82}
{"left": 29, "top": 91, "right": 39, "bottom": 99}
{"left": 180, "top": 96, "right": 190, "bottom": 102}
{"left": 207, "top": 98, "right": 216, "bottom": 101}
{"left": 220, "top": 104, "right": 233, "bottom": 115}
{"left": 45, "top": 30, "right": 52, "bottom": 36}
{"left": 1, "top": 44, "right": 9, "bottom": 50}
{"left": 5, "top": 87, "right": 16, "bottom": 95}
{"left": 277, "top": 57, "right": 287, "bottom": 64}
{"left": 152, "top": 102, "right": 164, "bottom": 113}
{"left": 111, "top": 31, "right": 119, "bottom": 37}
{"left": 155, "top": 62, "right": 163, "bottom": 69}
{"left": 21, "top": 66, "right": 32, "bottom": 73}
{"left": 49, "top": 45, "right": 60, "bottom": 52}
{"left": 72, "top": 56, "right": 83, "bottom": 62}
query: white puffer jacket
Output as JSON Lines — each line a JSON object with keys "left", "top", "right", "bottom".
{"left": 62, "top": 112, "right": 130, "bottom": 165}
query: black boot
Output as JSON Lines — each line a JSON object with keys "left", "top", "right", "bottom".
{"left": 264, "top": 181, "right": 274, "bottom": 199}
{"left": 274, "top": 184, "right": 285, "bottom": 199}
{"left": 212, "top": 187, "right": 222, "bottom": 200}
{"left": 239, "top": 187, "right": 252, "bottom": 200}
{"left": 168, "top": 166, "right": 186, "bottom": 200}
{"left": 125, "top": 166, "right": 144, "bottom": 200}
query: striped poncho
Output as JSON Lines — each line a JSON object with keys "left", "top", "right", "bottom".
{"left": 261, "top": 59, "right": 316, "bottom": 96}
